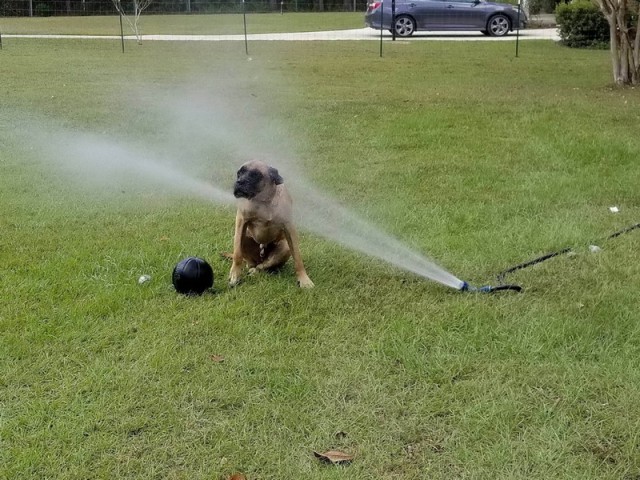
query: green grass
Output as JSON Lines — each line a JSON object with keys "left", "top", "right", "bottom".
{"left": 0, "top": 12, "right": 364, "bottom": 35}
{"left": 1, "top": 37, "right": 640, "bottom": 479}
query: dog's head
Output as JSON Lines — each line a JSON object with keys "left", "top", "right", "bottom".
{"left": 233, "top": 160, "right": 283, "bottom": 200}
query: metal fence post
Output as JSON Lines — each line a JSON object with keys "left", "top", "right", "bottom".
{"left": 391, "top": 0, "right": 395, "bottom": 41}
{"left": 379, "top": 0, "right": 384, "bottom": 57}
{"left": 515, "top": 2, "right": 521, "bottom": 57}
{"left": 119, "top": 12, "right": 125, "bottom": 53}
{"left": 243, "top": 0, "right": 249, "bottom": 55}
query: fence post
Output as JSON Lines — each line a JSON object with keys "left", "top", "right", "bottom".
{"left": 515, "top": 2, "right": 521, "bottom": 57}
{"left": 243, "top": 0, "right": 249, "bottom": 55}
{"left": 379, "top": 0, "right": 384, "bottom": 57}
{"left": 120, "top": 13, "right": 125, "bottom": 53}
{"left": 391, "top": 0, "right": 395, "bottom": 41}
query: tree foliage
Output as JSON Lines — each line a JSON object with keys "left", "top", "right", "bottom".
{"left": 112, "top": 0, "right": 153, "bottom": 43}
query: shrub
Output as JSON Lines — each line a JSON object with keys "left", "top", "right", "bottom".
{"left": 556, "top": 1, "right": 609, "bottom": 48}
{"left": 529, "top": 0, "right": 561, "bottom": 15}
{"left": 34, "top": 3, "right": 53, "bottom": 16}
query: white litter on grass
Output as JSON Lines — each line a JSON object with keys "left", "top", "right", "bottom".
{"left": 589, "top": 245, "right": 602, "bottom": 253}
{"left": 609, "top": 206, "right": 620, "bottom": 213}
{"left": 138, "top": 275, "right": 152, "bottom": 285}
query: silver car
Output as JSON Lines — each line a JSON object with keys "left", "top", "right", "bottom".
{"left": 365, "top": 0, "right": 527, "bottom": 37}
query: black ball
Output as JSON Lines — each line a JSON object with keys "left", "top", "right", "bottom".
{"left": 172, "top": 257, "right": 214, "bottom": 295}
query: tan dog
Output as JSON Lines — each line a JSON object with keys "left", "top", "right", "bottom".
{"left": 228, "top": 160, "right": 314, "bottom": 288}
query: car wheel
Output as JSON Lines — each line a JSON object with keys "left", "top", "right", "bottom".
{"left": 394, "top": 15, "right": 416, "bottom": 37}
{"left": 487, "top": 14, "right": 510, "bottom": 37}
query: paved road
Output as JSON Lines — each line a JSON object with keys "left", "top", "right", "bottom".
{"left": 6, "top": 27, "right": 559, "bottom": 42}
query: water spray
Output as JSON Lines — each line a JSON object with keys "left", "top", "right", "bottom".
{"left": 7, "top": 100, "right": 637, "bottom": 298}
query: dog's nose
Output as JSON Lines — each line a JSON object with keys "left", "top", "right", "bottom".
{"left": 233, "top": 183, "right": 246, "bottom": 198}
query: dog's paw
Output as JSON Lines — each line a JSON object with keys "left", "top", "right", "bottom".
{"left": 228, "top": 267, "right": 243, "bottom": 287}
{"left": 248, "top": 267, "right": 258, "bottom": 276}
{"left": 297, "top": 275, "right": 315, "bottom": 289}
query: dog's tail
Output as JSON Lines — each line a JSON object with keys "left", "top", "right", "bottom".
{"left": 220, "top": 252, "right": 234, "bottom": 261}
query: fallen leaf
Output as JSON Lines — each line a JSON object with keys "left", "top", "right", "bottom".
{"left": 228, "top": 474, "right": 246, "bottom": 480}
{"left": 210, "top": 354, "right": 225, "bottom": 363}
{"left": 334, "top": 431, "right": 348, "bottom": 439}
{"left": 313, "top": 450, "right": 354, "bottom": 464}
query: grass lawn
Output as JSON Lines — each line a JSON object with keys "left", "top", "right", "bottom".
{"left": 0, "top": 12, "right": 364, "bottom": 35}
{"left": 1, "top": 37, "right": 640, "bottom": 479}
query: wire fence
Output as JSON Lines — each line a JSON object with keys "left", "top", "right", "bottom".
{"left": 0, "top": 0, "right": 366, "bottom": 16}
{"left": 0, "top": 0, "right": 567, "bottom": 60}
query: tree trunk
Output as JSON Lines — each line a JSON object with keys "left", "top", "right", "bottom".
{"left": 632, "top": 14, "right": 640, "bottom": 83}
{"left": 596, "top": 0, "right": 640, "bottom": 85}
{"left": 607, "top": 15, "right": 622, "bottom": 84}
{"left": 617, "top": 7, "right": 629, "bottom": 83}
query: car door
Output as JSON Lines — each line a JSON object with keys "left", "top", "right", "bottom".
{"left": 439, "top": 0, "right": 485, "bottom": 28}
{"left": 409, "top": 0, "right": 451, "bottom": 28}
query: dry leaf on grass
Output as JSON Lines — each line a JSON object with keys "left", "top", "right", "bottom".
{"left": 228, "top": 474, "right": 247, "bottom": 480}
{"left": 313, "top": 450, "right": 354, "bottom": 464}
{"left": 210, "top": 354, "right": 225, "bottom": 363}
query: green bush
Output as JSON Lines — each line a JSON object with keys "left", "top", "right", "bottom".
{"left": 529, "top": 0, "right": 560, "bottom": 15}
{"left": 556, "top": 1, "right": 609, "bottom": 48}
{"left": 34, "top": 3, "right": 53, "bottom": 16}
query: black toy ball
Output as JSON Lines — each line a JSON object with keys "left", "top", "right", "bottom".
{"left": 172, "top": 257, "right": 214, "bottom": 295}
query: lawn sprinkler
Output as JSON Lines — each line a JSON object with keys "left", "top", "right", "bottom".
{"left": 459, "top": 281, "right": 523, "bottom": 294}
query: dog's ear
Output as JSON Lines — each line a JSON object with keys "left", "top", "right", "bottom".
{"left": 268, "top": 166, "right": 284, "bottom": 185}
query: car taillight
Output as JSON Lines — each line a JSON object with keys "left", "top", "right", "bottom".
{"left": 367, "top": 1, "right": 381, "bottom": 10}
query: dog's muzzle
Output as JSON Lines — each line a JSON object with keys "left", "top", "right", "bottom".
{"left": 233, "top": 182, "right": 252, "bottom": 199}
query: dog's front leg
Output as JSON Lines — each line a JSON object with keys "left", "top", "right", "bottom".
{"left": 283, "top": 223, "right": 314, "bottom": 288}
{"left": 229, "top": 211, "right": 246, "bottom": 287}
